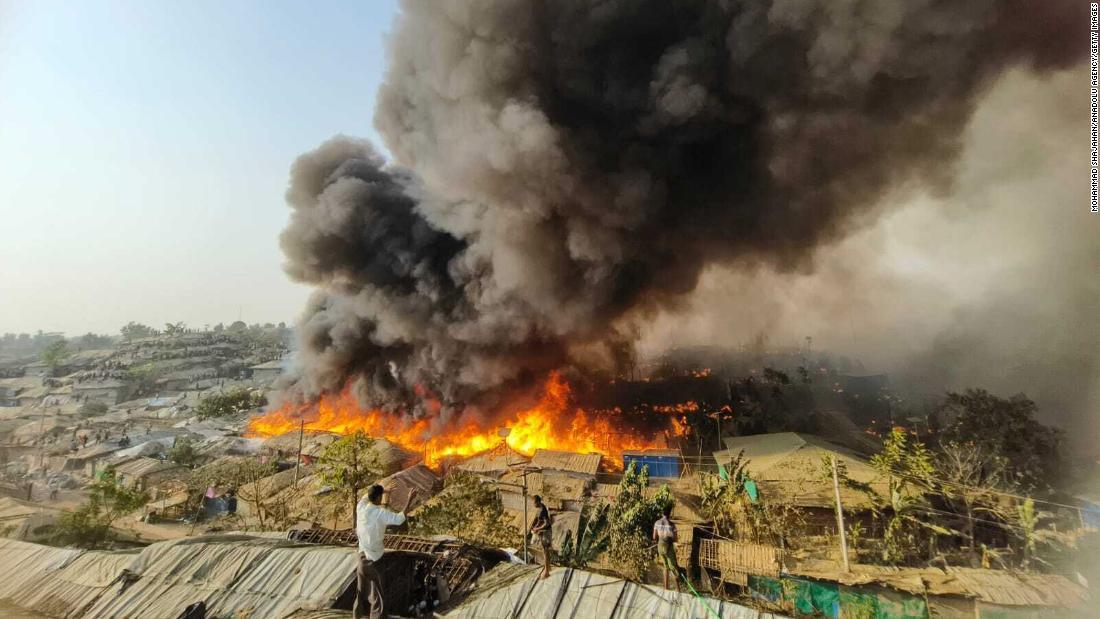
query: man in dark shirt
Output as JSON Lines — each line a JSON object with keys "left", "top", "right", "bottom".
{"left": 528, "top": 495, "right": 553, "bottom": 579}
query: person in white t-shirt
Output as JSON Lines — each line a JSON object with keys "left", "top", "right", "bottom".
{"left": 354, "top": 483, "right": 417, "bottom": 619}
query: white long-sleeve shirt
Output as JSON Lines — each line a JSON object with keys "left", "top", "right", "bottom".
{"left": 355, "top": 497, "right": 405, "bottom": 561}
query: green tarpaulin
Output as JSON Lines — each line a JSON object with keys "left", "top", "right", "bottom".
{"left": 748, "top": 576, "right": 928, "bottom": 619}
{"left": 744, "top": 478, "right": 758, "bottom": 502}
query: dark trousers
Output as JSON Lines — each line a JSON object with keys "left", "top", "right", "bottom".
{"left": 354, "top": 552, "right": 385, "bottom": 619}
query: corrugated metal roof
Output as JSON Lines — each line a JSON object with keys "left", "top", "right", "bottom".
{"left": 530, "top": 449, "right": 601, "bottom": 475}
{"left": 440, "top": 563, "right": 784, "bottom": 618}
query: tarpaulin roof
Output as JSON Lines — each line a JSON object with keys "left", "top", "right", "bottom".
{"left": 0, "top": 534, "right": 358, "bottom": 619}
{"left": 113, "top": 456, "right": 184, "bottom": 479}
{"left": 530, "top": 449, "right": 602, "bottom": 476}
{"left": 498, "top": 469, "right": 590, "bottom": 502}
{"left": 0, "top": 538, "right": 136, "bottom": 617}
{"left": 9, "top": 549, "right": 136, "bottom": 617}
{"left": 453, "top": 446, "right": 529, "bottom": 475}
{"left": 440, "top": 563, "right": 785, "bottom": 619}
{"left": 788, "top": 559, "right": 1089, "bottom": 607}
{"left": 377, "top": 464, "right": 440, "bottom": 512}
{"left": 0, "top": 496, "right": 49, "bottom": 521}
{"left": 82, "top": 535, "right": 357, "bottom": 619}
{"left": 714, "top": 433, "right": 886, "bottom": 508}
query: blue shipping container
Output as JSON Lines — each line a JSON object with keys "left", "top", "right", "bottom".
{"left": 622, "top": 452, "right": 681, "bottom": 478}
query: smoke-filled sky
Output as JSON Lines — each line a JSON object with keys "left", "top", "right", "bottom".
{"left": 2, "top": 1, "right": 1095, "bottom": 443}
{"left": 643, "top": 68, "right": 1099, "bottom": 445}
{"left": 272, "top": 0, "right": 1094, "bottom": 444}
{"left": 0, "top": 0, "right": 397, "bottom": 335}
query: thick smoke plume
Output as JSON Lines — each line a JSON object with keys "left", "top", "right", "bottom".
{"left": 280, "top": 0, "right": 1083, "bottom": 414}
{"left": 641, "top": 68, "right": 1100, "bottom": 448}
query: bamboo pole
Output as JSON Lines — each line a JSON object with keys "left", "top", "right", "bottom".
{"left": 830, "top": 455, "right": 851, "bottom": 572}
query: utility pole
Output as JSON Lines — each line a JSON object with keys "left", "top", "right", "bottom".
{"left": 293, "top": 419, "right": 305, "bottom": 483}
{"left": 830, "top": 455, "right": 851, "bottom": 572}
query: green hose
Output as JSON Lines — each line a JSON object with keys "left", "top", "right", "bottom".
{"left": 663, "top": 554, "right": 722, "bottom": 619}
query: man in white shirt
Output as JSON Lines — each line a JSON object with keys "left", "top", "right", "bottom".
{"left": 354, "top": 484, "right": 417, "bottom": 619}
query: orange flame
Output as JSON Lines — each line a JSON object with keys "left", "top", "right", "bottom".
{"left": 247, "top": 372, "right": 688, "bottom": 468}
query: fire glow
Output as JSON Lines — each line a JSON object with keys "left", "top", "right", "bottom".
{"left": 247, "top": 372, "right": 689, "bottom": 468}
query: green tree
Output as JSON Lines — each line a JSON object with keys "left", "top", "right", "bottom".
{"left": 1011, "top": 498, "right": 1080, "bottom": 571}
{"left": 164, "top": 321, "right": 187, "bottom": 336}
{"left": 938, "top": 389, "right": 1061, "bottom": 490}
{"left": 408, "top": 471, "right": 522, "bottom": 548}
{"left": 606, "top": 461, "right": 672, "bottom": 580}
{"left": 559, "top": 503, "right": 611, "bottom": 568}
{"left": 190, "top": 457, "right": 295, "bottom": 531}
{"left": 936, "top": 441, "right": 1014, "bottom": 566}
{"left": 870, "top": 427, "right": 955, "bottom": 564}
{"left": 50, "top": 467, "right": 149, "bottom": 548}
{"left": 316, "top": 431, "right": 383, "bottom": 523}
{"left": 699, "top": 450, "right": 750, "bottom": 539}
{"left": 168, "top": 436, "right": 200, "bottom": 467}
{"left": 125, "top": 363, "right": 163, "bottom": 396}
{"left": 78, "top": 401, "right": 109, "bottom": 418}
{"left": 120, "top": 321, "right": 158, "bottom": 341}
{"left": 195, "top": 388, "right": 266, "bottom": 418}
{"left": 40, "top": 339, "right": 70, "bottom": 373}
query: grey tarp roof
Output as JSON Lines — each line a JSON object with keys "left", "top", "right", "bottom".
{"left": 81, "top": 535, "right": 357, "bottom": 619}
{"left": 11, "top": 549, "right": 136, "bottom": 617}
{"left": 0, "top": 534, "right": 357, "bottom": 619}
{"left": 0, "top": 538, "right": 137, "bottom": 617}
{"left": 441, "top": 563, "right": 786, "bottom": 619}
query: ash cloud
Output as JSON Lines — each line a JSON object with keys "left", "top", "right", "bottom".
{"left": 280, "top": 0, "right": 1084, "bottom": 413}
{"left": 641, "top": 69, "right": 1100, "bottom": 448}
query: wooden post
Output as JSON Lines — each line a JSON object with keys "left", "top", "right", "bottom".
{"left": 830, "top": 455, "right": 851, "bottom": 572}
{"left": 293, "top": 419, "right": 305, "bottom": 483}
{"left": 521, "top": 468, "right": 529, "bottom": 564}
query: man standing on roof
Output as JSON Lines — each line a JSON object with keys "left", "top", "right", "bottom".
{"left": 528, "top": 495, "right": 553, "bottom": 580}
{"left": 653, "top": 503, "right": 681, "bottom": 592}
{"left": 354, "top": 483, "right": 417, "bottom": 619}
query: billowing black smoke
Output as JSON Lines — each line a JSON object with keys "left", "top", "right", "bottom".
{"left": 280, "top": 0, "right": 1083, "bottom": 412}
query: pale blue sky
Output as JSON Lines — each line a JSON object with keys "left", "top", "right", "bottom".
{"left": 0, "top": 0, "right": 398, "bottom": 335}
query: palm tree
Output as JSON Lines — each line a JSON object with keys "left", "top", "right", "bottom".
{"left": 559, "top": 504, "right": 611, "bottom": 568}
